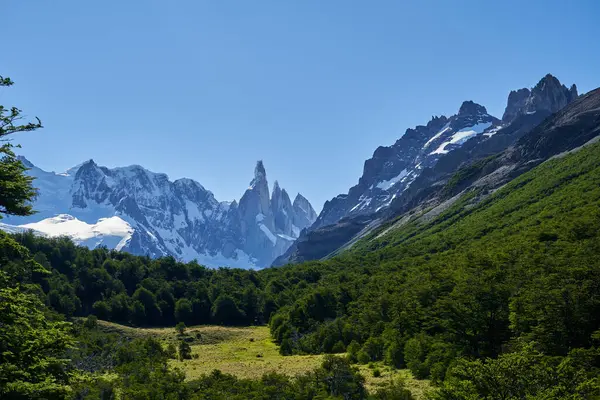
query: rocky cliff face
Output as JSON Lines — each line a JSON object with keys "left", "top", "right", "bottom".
{"left": 313, "top": 100, "right": 500, "bottom": 230}
{"left": 1, "top": 159, "right": 316, "bottom": 268}
{"left": 502, "top": 74, "right": 578, "bottom": 123}
{"left": 274, "top": 74, "right": 583, "bottom": 266}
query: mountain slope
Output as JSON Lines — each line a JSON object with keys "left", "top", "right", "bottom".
{"left": 1, "top": 160, "right": 316, "bottom": 268}
{"left": 274, "top": 74, "right": 582, "bottom": 266}
{"left": 312, "top": 101, "right": 500, "bottom": 230}
{"left": 269, "top": 133, "right": 600, "bottom": 372}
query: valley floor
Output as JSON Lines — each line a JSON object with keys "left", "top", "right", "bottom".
{"left": 97, "top": 320, "right": 431, "bottom": 398}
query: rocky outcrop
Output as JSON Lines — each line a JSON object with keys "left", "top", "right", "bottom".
{"left": 312, "top": 101, "right": 500, "bottom": 231}
{"left": 502, "top": 74, "right": 578, "bottom": 123}
{"left": 292, "top": 193, "right": 317, "bottom": 233}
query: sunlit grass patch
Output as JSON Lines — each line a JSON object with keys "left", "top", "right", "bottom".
{"left": 169, "top": 325, "right": 324, "bottom": 380}
{"left": 96, "top": 321, "right": 431, "bottom": 398}
{"left": 356, "top": 363, "right": 431, "bottom": 399}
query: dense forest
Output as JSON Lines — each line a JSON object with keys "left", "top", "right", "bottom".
{"left": 2, "top": 74, "right": 600, "bottom": 398}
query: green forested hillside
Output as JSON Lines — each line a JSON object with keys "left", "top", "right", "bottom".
{"left": 270, "top": 141, "right": 600, "bottom": 375}
{"left": 2, "top": 96, "right": 600, "bottom": 396}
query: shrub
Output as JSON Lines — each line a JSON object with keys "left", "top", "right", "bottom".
{"left": 363, "top": 337, "right": 385, "bottom": 361}
{"left": 357, "top": 350, "right": 370, "bottom": 364}
{"left": 373, "top": 379, "right": 414, "bottom": 400}
{"left": 384, "top": 341, "right": 404, "bottom": 368}
{"left": 166, "top": 343, "right": 177, "bottom": 359}
{"left": 83, "top": 314, "right": 98, "bottom": 329}
{"left": 404, "top": 335, "right": 431, "bottom": 379}
{"left": 332, "top": 340, "right": 346, "bottom": 353}
{"left": 178, "top": 341, "right": 192, "bottom": 360}
{"left": 347, "top": 340, "right": 361, "bottom": 363}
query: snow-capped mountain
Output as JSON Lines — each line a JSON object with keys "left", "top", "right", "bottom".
{"left": 312, "top": 74, "right": 579, "bottom": 231}
{"left": 274, "top": 74, "right": 580, "bottom": 266}
{"left": 0, "top": 159, "right": 316, "bottom": 268}
{"left": 313, "top": 100, "right": 500, "bottom": 229}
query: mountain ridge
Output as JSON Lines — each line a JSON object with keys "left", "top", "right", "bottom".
{"left": 274, "top": 74, "right": 583, "bottom": 266}
{"left": 2, "top": 158, "right": 317, "bottom": 268}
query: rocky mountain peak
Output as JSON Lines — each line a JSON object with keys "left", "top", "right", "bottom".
{"left": 293, "top": 193, "right": 308, "bottom": 204}
{"left": 502, "top": 74, "right": 578, "bottom": 123}
{"left": 313, "top": 96, "right": 502, "bottom": 230}
{"left": 74, "top": 159, "right": 101, "bottom": 180}
{"left": 536, "top": 73, "right": 560, "bottom": 89}
{"left": 458, "top": 101, "right": 488, "bottom": 116}
{"left": 292, "top": 193, "right": 318, "bottom": 232}
{"left": 272, "top": 179, "right": 281, "bottom": 192}
{"left": 569, "top": 84, "right": 578, "bottom": 98}
{"left": 255, "top": 160, "right": 266, "bottom": 180}
{"left": 426, "top": 115, "right": 449, "bottom": 128}
{"left": 502, "top": 88, "right": 531, "bottom": 123}
{"left": 16, "top": 155, "right": 35, "bottom": 168}
{"left": 270, "top": 180, "right": 284, "bottom": 210}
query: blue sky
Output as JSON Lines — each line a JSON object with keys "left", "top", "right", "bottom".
{"left": 2, "top": 0, "right": 599, "bottom": 212}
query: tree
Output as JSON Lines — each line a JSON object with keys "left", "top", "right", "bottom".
{"left": 362, "top": 336, "right": 384, "bottom": 361}
{"left": 0, "top": 75, "right": 42, "bottom": 218}
{"left": 0, "top": 283, "right": 74, "bottom": 398}
{"left": 211, "top": 294, "right": 246, "bottom": 325}
{"left": 404, "top": 335, "right": 431, "bottom": 379}
{"left": 83, "top": 314, "right": 98, "bottom": 329}
{"left": 241, "top": 286, "right": 260, "bottom": 324}
{"left": 346, "top": 340, "right": 361, "bottom": 363}
{"left": 92, "top": 300, "right": 111, "bottom": 320}
{"left": 132, "top": 287, "right": 161, "bottom": 324}
{"left": 174, "top": 298, "right": 193, "bottom": 324}
{"left": 131, "top": 300, "right": 146, "bottom": 326}
{"left": 384, "top": 340, "right": 404, "bottom": 368}
{"left": 318, "top": 355, "right": 366, "bottom": 399}
{"left": 175, "top": 322, "right": 186, "bottom": 335}
{"left": 433, "top": 344, "right": 600, "bottom": 399}
{"left": 0, "top": 76, "right": 75, "bottom": 398}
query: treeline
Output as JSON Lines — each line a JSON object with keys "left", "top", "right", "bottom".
{"left": 6, "top": 232, "right": 279, "bottom": 327}
{"left": 0, "top": 246, "right": 406, "bottom": 400}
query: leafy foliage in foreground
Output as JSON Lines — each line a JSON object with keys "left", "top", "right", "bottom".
{"left": 0, "top": 75, "right": 42, "bottom": 218}
{"left": 0, "top": 274, "right": 74, "bottom": 399}
{"left": 433, "top": 344, "right": 600, "bottom": 399}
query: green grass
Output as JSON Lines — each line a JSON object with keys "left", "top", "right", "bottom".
{"left": 96, "top": 321, "right": 431, "bottom": 399}
{"left": 356, "top": 363, "right": 431, "bottom": 398}
{"left": 170, "top": 325, "right": 325, "bottom": 380}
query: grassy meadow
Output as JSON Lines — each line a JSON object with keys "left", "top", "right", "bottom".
{"left": 96, "top": 320, "right": 430, "bottom": 398}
